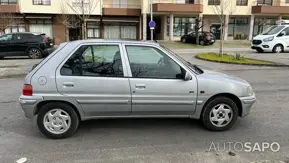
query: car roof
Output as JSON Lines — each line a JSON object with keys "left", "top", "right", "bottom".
{"left": 10, "top": 32, "right": 45, "bottom": 35}
{"left": 67, "top": 39, "right": 160, "bottom": 46}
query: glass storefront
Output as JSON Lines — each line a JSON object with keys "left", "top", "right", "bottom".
{"left": 228, "top": 18, "right": 249, "bottom": 40}
{"left": 166, "top": 17, "right": 196, "bottom": 36}
{"left": 253, "top": 18, "right": 277, "bottom": 36}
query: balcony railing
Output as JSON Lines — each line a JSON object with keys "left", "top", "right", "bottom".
{"left": 102, "top": 3, "right": 141, "bottom": 9}
{"left": 152, "top": 0, "right": 202, "bottom": 4}
{"left": 253, "top": 0, "right": 289, "bottom": 6}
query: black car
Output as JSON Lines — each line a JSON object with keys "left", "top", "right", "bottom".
{"left": 181, "top": 31, "right": 216, "bottom": 45}
{"left": 0, "top": 32, "right": 54, "bottom": 59}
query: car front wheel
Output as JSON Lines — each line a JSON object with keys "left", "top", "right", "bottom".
{"left": 37, "top": 102, "right": 79, "bottom": 139}
{"left": 202, "top": 96, "right": 239, "bottom": 131}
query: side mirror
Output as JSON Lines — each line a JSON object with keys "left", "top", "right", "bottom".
{"left": 184, "top": 72, "right": 192, "bottom": 81}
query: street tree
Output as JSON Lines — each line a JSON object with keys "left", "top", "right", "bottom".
{"left": 61, "top": 0, "right": 99, "bottom": 40}
{"left": 0, "top": 13, "right": 19, "bottom": 35}
{"left": 210, "top": 0, "right": 236, "bottom": 57}
{"left": 195, "top": 16, "right": 204, "bottom": 45}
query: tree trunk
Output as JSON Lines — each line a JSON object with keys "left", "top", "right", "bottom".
{"left": 219, "top": 24, "right": 224, "bottom": 57}
{"left": 81, "top": 22, "right": 85, "bottom": 40}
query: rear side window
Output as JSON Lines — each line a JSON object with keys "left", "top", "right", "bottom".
{"left": 60, "top": 45, "right": 123, "bottom": 77}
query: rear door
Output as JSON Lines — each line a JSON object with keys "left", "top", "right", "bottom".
{"left": 55, "top": 43, "right": 132, "bottom": 117}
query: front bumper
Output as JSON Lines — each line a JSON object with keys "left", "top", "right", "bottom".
{"left": 19, "top": 95, "right": 43, "bottom": 119}
{"left": 239, "top": 94, "right": 256, "bottom": 117}
{"left": 251, "top": 41, "right": 275, "bottom": 52}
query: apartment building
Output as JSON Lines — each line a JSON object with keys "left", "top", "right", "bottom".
{"left": 1, "top": 0, "right": 289, "bottom": 44}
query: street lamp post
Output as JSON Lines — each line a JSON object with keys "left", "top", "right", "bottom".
{"left": 150, "top": 0, "right": 153, "bottom": 40}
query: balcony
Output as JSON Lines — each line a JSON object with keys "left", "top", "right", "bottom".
{"left": 152, "top": 0, "right": 203, "bottom": 13}
{"left": 0, "top": 4, "right": 20, "bottom": 13}
{"left": 102, "top": 3, "right": 141, "bottom": 16}
{"left": 252, "top": 0, "right": 289, "bottom": 14}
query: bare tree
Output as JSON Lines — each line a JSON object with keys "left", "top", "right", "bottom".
{"left": 210, "top": 0, "right": 236, "bottom": 56}
{"left": 195, "top": 16, "right": 204, "bottom": 45}
{"left": 0, "top": 13, "right": 19, "bottom": 35}
{"left": 61, "top": 0, "right": 100, "bottom": 40}
{"left": 56, "top": 5, "right": 82, "bottom": 41}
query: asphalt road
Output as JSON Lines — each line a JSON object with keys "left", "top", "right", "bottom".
{"left": 0, "top": 55, "right": 289, "bottom": 163}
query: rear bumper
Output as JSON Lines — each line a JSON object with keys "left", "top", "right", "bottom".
{"left": 239, "top": 94, "right": 256, "bottom": 117}
{"left": 19, "top": 95, "right": 43, "bottom": 119}
{"left": 43, "top": 47, "right": 55, "bottom": 57}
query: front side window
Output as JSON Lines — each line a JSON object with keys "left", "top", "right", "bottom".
{"left": 61, "top": 45, "right": 123, "bottom": 77}
{"left": 126, "top": 46, "right": 184, "bottom": 79}
{"left": 33, "top": 0, "right": 51, "bottom": 5}
{"left": 0, "top": 34, "right": 13, "bottom": 41}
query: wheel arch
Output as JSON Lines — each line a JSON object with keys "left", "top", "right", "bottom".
{"left": 200, "top": 93, "right": 243, "bottom": 117}
{"left": 34, "top": 100, "right": 83, "bottom": 121}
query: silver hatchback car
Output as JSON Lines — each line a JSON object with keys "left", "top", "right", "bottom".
{"left": 19, "top": 40, "right": 256, "bottom": 139}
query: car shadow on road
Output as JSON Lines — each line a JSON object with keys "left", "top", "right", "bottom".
{"left": 1, "top": 57, "right": 30, "bottom": 60}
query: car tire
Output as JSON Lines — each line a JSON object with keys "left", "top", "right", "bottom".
{"left": 182, "top": 38, "right": 187, "bottom": 43}
{"left": 37, "top": 102, "right": 79, "bottom": 139}
{"left": 202, "top": 96, "right": 239, "bottom": 131}
{"left": 256, "top": 49, "right": 263, "bottom": 53}
{"left": 272, "top": 44, "right": 283, "bottom": 53}
{"left": 199, "top": 40, "right": 205, "bottom": 46}
{"left": 28, "top": 48, "right": 43, "bottom": 59}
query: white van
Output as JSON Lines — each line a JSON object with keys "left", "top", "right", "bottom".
{"left": 251, "top": 20, "right": 289, "bottom": 53}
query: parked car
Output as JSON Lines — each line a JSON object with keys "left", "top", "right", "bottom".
{"left": 181, "top": 31, "right": 216, "bottom": 45}
{"left": 19, "top": 40, "right": 256, "bottom": 139}
{"left": 0, "top": 32, "right": 54, "bottom": 59}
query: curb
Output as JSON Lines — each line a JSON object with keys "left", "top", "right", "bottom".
{"left": 195, "top": 55, "right": 289, "bottom": 67}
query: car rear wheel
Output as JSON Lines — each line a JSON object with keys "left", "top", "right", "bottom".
{"left": 202, "top": 96, "right": 239, "bottom": 131}
{"left": 182, "top": 38, "right": 187, "bottom": 43}
{"left": 37, "top": 102, "right": 79, "bottom": 139}
{"left": 28, "top": 48, "right": 42, "bottom": 59}
{"left": 273, "top": 44, "right": 283, "bottom": 53}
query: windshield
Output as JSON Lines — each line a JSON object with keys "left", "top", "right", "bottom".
{"left": 262, "top": 25, "right": 285, "bottom": 35}
{"left": 160, "top": 45, "right": 203, "bottom": 74}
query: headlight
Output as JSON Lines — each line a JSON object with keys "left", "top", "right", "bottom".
{"left": 248, "top": 86, "right": 254, "bottom": 96}
{"left": 263, "top": 36, "right": 274, "bottom": 42}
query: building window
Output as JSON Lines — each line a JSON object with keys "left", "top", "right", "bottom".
{"left": 87, "top": 22, "right": 100, "bottom": 39}
{"left": 72, "top": 0, "right": 89, "bottom": 7}
{"left": 236, "top": 0, "right": 248, "bottom": 6}
{"left": 228, "top": 18, "right": 249, "bottom": 40}
{"left": 208, "top": 0, "right": 220, "bottom": 5}
{"left": 29, "top": 19, "right": 53, "bottom": 37}
{"left": 175, "top": 0, "right": 195, "bottom": 4}
{"left": 167, "top": 17, "right": 195, "bottom": 36}
{"left": 33, "top": 0, "right": 51, "bottom": 5}
{"left": 256, "top": 0, "right": 272, "bottom": 6}
{"left": 0, "top": 0, "right": 17, "bottom": 5}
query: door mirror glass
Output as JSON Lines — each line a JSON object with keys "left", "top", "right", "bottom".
{"left": 184, "top": 72, "right": 192, "bottom": 81}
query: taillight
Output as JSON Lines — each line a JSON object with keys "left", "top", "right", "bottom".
{"left": 23, "top": 84, "right": 33, "bottom": 96}
{"left": 44, "top": 38, "right": 49, "bottom": 43}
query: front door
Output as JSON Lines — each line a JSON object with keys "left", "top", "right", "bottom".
{"left": 123, "top": 45, "right": 198, "bottom": 116}
{"left": 55, "top": 44, "right": 131, "bottom": 117}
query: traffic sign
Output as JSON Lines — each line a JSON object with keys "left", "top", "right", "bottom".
{"left": 149, "top": 21, "right": 156, "bottom": 29}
